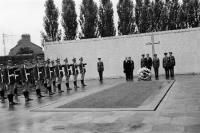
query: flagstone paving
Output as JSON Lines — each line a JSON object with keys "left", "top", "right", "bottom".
{"left": 0, "top": 75, "right": 200, "bottom": 133}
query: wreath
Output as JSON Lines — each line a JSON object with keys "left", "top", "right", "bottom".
{"left": 137, "top": 67, "right": 152, "bottom": 81}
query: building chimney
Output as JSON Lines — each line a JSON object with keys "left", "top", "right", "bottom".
{"left": 21, "top": 34, "right": 31, "bottom": 42}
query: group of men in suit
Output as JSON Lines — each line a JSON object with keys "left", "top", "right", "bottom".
{"left": 141, "top": 52, "right": 176, "bottom": 80}
{"left": 0, "top": 57, "right": 87, "bottom": 105}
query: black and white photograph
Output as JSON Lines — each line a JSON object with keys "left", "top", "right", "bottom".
{"left": 0, "top": 0, "right": 200, "bottom": 132}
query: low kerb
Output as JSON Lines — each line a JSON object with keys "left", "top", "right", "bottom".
{"left": 31, "top": 80, "right": 175, "bottom": 112}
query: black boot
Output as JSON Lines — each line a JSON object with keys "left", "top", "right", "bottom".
{"left": 47, "top": 86, "right": 54, "bottom": 96}
{"left": 58, "top": 84, "right": 64, "bottom": 93}
{"left": 65, "top": 83, "right": 72, "bottom": 90}
{"left": 36, "top": 89, "right": 44, "bottom": 98}
{"left": 75, "top": 81, "right": 79, "bottom": 88}
{"left": 74, "top": 81, "right": 77, "bottom": 91}
{"left": 8, "top": 94, "right": 14, "bottom": 105}
{"left": 53, "top": 81, "right": 57, "bottom": 92}
{"left": 82, "top": 80, "right": 87, "bottom": 87}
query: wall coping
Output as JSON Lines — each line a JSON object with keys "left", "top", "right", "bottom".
{"left": 44, "top": 27, "right": 200, "bottom": 46}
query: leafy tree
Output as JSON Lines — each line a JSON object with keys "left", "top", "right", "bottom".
{"left": 153, "top": 0, "right": 164, "bottom": 31}
{"left": 62, "top": 0, "right": 77, "bottom": 40}
{"left": 160, "top": 2, "right": 169, "bottom": 31}
{"left": 168, "top": 0, "right": 180, "bottom": 30}
{"left": 187, "top": 0, "right": 199, "bottom": 27}
{"left": 139, "top": 0, "right": 151, "bottom": 33}
{"left": 98, "top": 0, "right": 116, "bottom": 37}
{"left": 135, "top": 0, "right": 143, "bottom": 33}
{"left": 177, "top": 3, "right": 187, "bottom": 29}
{"left": 42, "top": 0, "right": 61, "bottom": 42}
{"left": 117, "top": 0, "right": 135, "bottom": 35}
{"left": 79, "top": 0, "right": 98, "bottom": 39}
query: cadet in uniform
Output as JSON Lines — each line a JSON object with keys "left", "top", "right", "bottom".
{"left": 46, "top": 59, "right": 54, "bottom": 95}
{"left": 152, "top": 54, "right": 160, "bottom": 80}
{"left": 79, "top": 57, "right": 87, "bottom": 87}
{"left": 55, "top": 58, "right": 64, "bottom": 93}
{"left": 141, "top": 54, "right": 147, "bottom": 68}
{"left": 21, "top": 60, "right": 33, "bottom": 102}
{"left": 33, "top": 59, "right": 45, "bottom": 98}
{"left": 63, "top": 58, "right": 72, "bottom": 93}
{"left": 97, "top": 58, "right": 104, "bottom": 83}
{"left": 163, "top": 53, "right": 170, "bottom": 80}
{"left": 0, "top": 65, "right": 6, "bottom": 102}
{"left": 146, "top": 54, "right": 152, "bottom": 70}
{"left": 72, "top": 58, "right": 79, "bottom": 90}
{"left": 50, "top": 60, "right": 57, "bottom": 93}
{"left": 169, "top": 52, "right": 176, "bottom": 79}
{"left": 6, "top": 60, "right": 17, "bottom": 104}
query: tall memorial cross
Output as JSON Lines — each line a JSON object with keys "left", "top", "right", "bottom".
{"left": 145, "top": 34, "right": 160, "bottom": 56}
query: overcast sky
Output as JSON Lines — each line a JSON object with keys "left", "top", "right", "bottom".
{"left": 0, "top": 0, "right": 125, "bottom": 56}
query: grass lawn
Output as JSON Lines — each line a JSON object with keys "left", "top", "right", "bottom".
{"left": 59, "top": 81, "right": 165, "bottom": 108}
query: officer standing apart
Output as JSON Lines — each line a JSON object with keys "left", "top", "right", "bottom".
{"left": 72, "top": 58, "right": 79, "bottom": 90}
{"left": 97, "top": 58, "right": 104, "bottom": 83}
{"left": 123, "top": 57, "right": 128, "bottom": 81}
{"left": 141, "top": 54, "right": 147, "bottom": 68}
{"left": 169, "top": 52, "right": 175, "bottom": 80}
{"left": 146, "top": 54, "right": 152, "bottom": 70}
{"left": 163, "top": 53, "right": 170, "bottom": 80}
{"left": 152, "top": 54, "right": 160, "bottom": 80}
{"left": 79, "top": 57, "right": 87, "bottom": 87}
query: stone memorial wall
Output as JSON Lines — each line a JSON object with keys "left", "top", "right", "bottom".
{"left": 44, "top": 27, "right": 200, "bottom": 79}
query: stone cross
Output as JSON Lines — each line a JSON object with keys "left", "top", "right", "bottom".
{"left": 145, "top": 34, "right": 160, "bottom": 57}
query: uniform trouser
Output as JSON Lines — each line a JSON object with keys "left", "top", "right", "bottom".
{"left": 57, "top": 77, "right": 63, "bottom": 91}
{"left": 154, "top": 67, "right": 159, "bottom": 80}
{"left": 98, "top": 71, "right": 103, "bottom": 81}
{"left": 7, "top": 94, "right": 14, "bottom": 103}
{"left": 0, "top": 90, "right": 5, "bottom": 99}
{"left": 164, "top": 68, "right": 169, "bottom": 79}
{"left": 81, "top": 73, "right": 86, "bottom": 85}
{"left": 169, "top": 67, "right": 174, "bottom": 79}
{"left": 14, "top": 83, "right": 18, "bottom": 96}
{"left": 125, "top": 72, "right": 128, "bottom": 81}
{"left": 43, "top": 82, "right": 48, "bottom": 94}
{"left": 65, "top": 76, "right": 70, "bottom": 89}
{"left": 73, "top": 74, "right": 78, "bottom": 82}
{"left": 23, "top": 90, "right": 29, "bottom": 100}
{"left": 73, "top": 74, "right": 78, "bottom": 89}
{"left": 130, "top": 70, "right": 134, "bottom": 80}
{"left": 35, "top": 82, "right": 41, "bottom": 96}
{"left": 36, "top": 89, "right": 41, "bottom": 96}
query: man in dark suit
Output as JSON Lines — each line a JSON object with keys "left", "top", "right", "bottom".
{"left": 126, "top": 57, "right": 134, "bottom": 81}
{"left": 169, "top": 52, "right": 176, "bottom": 79}
{"left": 146, "top": 54, "right": 152, "bottom": 70}
{"left": 97, "top": 58, "right": 104, "bottom": 83}
{"left": 141, "top": 54, "right": 147, "bottom": 68}
{"left": 153, "top": 54, "right": 160, "bottom": 80}
{"left": 163, "top": 53, "right": 170, "bottom": 80}
{"left": 123, "top": 57, "right": 128, "bottom": 81}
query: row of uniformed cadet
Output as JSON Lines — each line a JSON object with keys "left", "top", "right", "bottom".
{"left": 0, "top": 57, "right": 87, "bottom": 105}
{"left": 141, "top": 52, "right": 176, "bottom": 80}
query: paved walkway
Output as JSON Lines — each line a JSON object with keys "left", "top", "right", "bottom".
{"left": 0, "top": 75, "right": 200, "bottom": 133}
